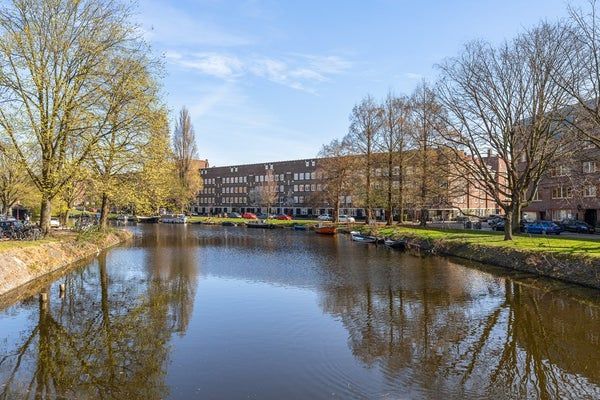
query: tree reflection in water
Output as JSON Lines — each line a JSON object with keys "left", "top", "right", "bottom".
{"left": 319, "top": 255, "right": 600, "bottom": 399}
{"left": 0, "top": 226, "right": 198, "bottom": 400}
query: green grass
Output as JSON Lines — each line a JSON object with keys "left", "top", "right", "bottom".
{"left": 188, "top": 216, "right": 322, "bottom": 227}
{"left": 369, "top": 226, "right": 600, "bottom": 257}
{"left": 0, "top": 238, "right": 58, "bottom": 252}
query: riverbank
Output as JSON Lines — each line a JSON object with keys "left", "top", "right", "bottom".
{"left": 188, "top": 216, "right": 321, "bottom": 227}
{"left": 365, "top": 226, "right": 600, "bottom": 289}
{"left": 0, "top": 229, "right": 133, "bottom": 297}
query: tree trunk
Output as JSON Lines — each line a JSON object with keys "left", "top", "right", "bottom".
{"left": 504, "top": 209, "right": 514, "bottom": 240}
{"left": 512, "top": 202, "right": 522, "bottom": 235}
{"left": 60, "top": 209, "right": 70, "bottom": 227}
{"left": 39, "top": 195, "right": 52, "bottom": 235}
{"left": 99, "top": 193, "right": 110, "bottom": 230}
{"left": 420, "top": 208, "right": 428, "bottom": 227}
{"left": 386, "top": 157, "right": 393, "bottom": 225}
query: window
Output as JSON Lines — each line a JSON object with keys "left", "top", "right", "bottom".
{"left": 305, "top": 161, "right": 309, "bottom": 167}
{"left": 294, "top": 185, "right": 298, "bottom": 191}
{"left": 584, "top": 185, "right": 597, "bottom": 197}
{"left": 583, "top": 161, "right": 597, "bottom": 174}
{"left": 311, "top": 184, "right": 316, "bottom": 191}
{"left": 299, "top": 173, "right": 304, "bottom": 180}
{"left": 293, "top": 173, "right": 298, "bottom": 180}
{"left": 280, "top": 174, "right": 284, "bottom": 181}
{"left": 259, "top": 175, "right": 264, "bottom": 182}
{"left": 311, "top": 160, "right": 316, "bottom": 167}
{"left": 552, "top": 186, "right": 572, "bottom": 199}
{"left": 279, "top": 185, "right": 284, "bottom": 192}
{"left": 532, "top": 187, "right": 541, "bottom": 201}
{"left": 310, "top": 172, "right": 316, "bottom": 180}
{"left": 299, "top": 185, "right": 304, "bottom": 192}
{"left": 550, "top": 166, "right": 569, "bottom": 177}
{"left": 294, "top": 196, "right": 299, "bottom": 204}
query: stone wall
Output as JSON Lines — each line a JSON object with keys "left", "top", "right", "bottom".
{"left": 0, "top": 230, "right": 132, "bottom": 297}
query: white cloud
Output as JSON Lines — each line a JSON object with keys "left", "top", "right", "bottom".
{"left": 167, "top": 52, "right": 244, "bottom": 79}
{"left": 168, "top": 52, "right": 352, "bottom": 93}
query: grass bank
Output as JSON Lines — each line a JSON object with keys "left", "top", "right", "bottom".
{"left": 367, "top": 226, "right": 600, "bottom": 257}
{"left": 360, "top": 225, "right": 600, "bottom": 289}
{"left": 0, "top": 228, "right": 133, "bottom": 297}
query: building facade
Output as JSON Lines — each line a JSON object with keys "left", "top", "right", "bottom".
{"left": 194, "top": 155, "right": 503, "bottom": 220}
{"left": 523, "top": 144, "right": 600, "bottom": 225}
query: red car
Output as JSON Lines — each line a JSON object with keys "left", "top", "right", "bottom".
{"left": 276, "top": 214, "right": 292, "bottom": 220}
{"left": 242, "top": 212, "right": 257, "bottom": 219}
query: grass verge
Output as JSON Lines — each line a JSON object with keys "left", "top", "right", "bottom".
{"left": 366, "top": 225, "right": 600, "bottom": 258}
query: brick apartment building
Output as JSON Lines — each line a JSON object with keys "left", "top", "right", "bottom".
{"left": 523, "top": 143, "right": 600, "bottom": 226}
{"left": 194, "top": 154, "right": 503, "bottom": 220}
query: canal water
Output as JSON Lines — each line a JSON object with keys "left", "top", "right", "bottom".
{"left": 0, "top": 225, "right": 599, "bottom": 399}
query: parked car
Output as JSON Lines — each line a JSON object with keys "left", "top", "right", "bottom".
{"left": 228, "top": 212, "right": 242, "bottom": 218}
{"left": 523, "top": 220, "right": 562, "bottom": 235}
{"left": 256, "top": 213, "right": 275, "bottom": 219}
{"left": 559, "top": 219, "right": 596, "bottom": 234}
{"left": 242, "top": 212, "right": 257, "bottom": 219}
{"left": 276, "top": 214, "right": 292, "bottom": 220}
{"left": 318, "top": 214, "right": 333, "bottom": 221}
{"left": 50, "top": 217, "right": 60, "bottom": 228}
{"left": 338, "top": 215, "right": 356, "bottom": 223}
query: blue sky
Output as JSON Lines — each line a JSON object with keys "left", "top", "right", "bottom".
{"left": 138, "top": 0, "right": 585, "bottom": 166}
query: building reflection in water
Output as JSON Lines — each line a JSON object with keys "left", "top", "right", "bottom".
{"left": 0, "top": 225, "right": 598, "bottom": 399}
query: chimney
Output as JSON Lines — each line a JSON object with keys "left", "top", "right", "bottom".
{"left": 487, "top": 149, "right": 491, "bottom": 158}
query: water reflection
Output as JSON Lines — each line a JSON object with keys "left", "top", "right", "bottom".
{"left": 0, "top": 225, "right": 598, "bottom": 399}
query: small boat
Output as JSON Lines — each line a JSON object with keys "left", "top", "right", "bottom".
{"left": 292, "top": 224, "right": 307, "bottom": 231}
{"left": 160, "top": 214, "right": 188, "bottom": 224}
{"left": 246, "top": 221, "right": 275, "bottom": 229}
{"left": 350, "top": 231, "right": 377, "bottom": 243}
{"left": 384, "top": 238, "right": 407, "bottom": 250}
{"left": 137, "top": 216, "right": 160, "bottom": 223}
{"left": 315, "top": 223, "right": 336, "bottom": 235}
{"left": 222, "top": 221, "right": 237, "bottom": 227}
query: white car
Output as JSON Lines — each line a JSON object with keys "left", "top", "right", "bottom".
{"left": 50, "top": 217, "right": 60, "bottom": 228}
{"left": 318, "top": 214, "right": 333, "bottom": 221}
{"left": 338, "top": 215, "right": 356, "bottom": 223}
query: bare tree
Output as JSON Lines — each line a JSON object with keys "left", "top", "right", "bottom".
{"left": 317, "top": 138, "right": 356, "bottom": 222}
{"left": 0, "top": 0, "right": 143, "bottom": 233}
{"left": 555, "top": 0, "right": 600, "bottom": 147}
{"left": 347, "top": 95, "right": 383, "bottom": 224}
{"left": 378, "top": 93, "right": 414, "bottom": 225}
{"left": 173, "top": 107, "right": 201, "bottom": 212}
{"left": 411, "top": 82, "right": 446, "bottom": 226}
{"left": 437, "top": 23, "right": 571, "bottom": 239}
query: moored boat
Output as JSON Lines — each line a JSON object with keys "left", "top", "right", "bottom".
{"left": 159, "top": 214, "right": 187, "bottom": 224}
{"left": 137, "top": 216, "right": 160, "bottom": 223}
{"left": 292, "top": 224, "right": 307, "bottom": 231}
{"left": 222, "top": 221, "right": 237, "bottom": 226}
{"left": 350, "top": 231, "right": 377, "bottom": 243}
{"left": 384, "top": 238, "right": 407, "bottom": 250}
{"left": 246, "top": 221, "right": 275, "bottom": 229}
{"left": 315, "top": 223, "right": 336, "bottom": 235}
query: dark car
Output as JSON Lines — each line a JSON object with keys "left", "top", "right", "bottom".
{"left": 559, "top": 219, "right": 595, "bottom": 234}
{"left": 523, "top": 220, "right": 562, "bottom": 235}
{"left": 227, "top": 212, "right": 242, "bottom": 218}
{"left": 491, "top": 219, "right": 529, "bottom": 232}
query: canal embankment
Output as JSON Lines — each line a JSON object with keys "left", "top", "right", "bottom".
{"left": 366, "top": 226, "right": 600, "bottom": 289}
{"left": 0, "top": 229, "right": 132, "bottom": 297}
